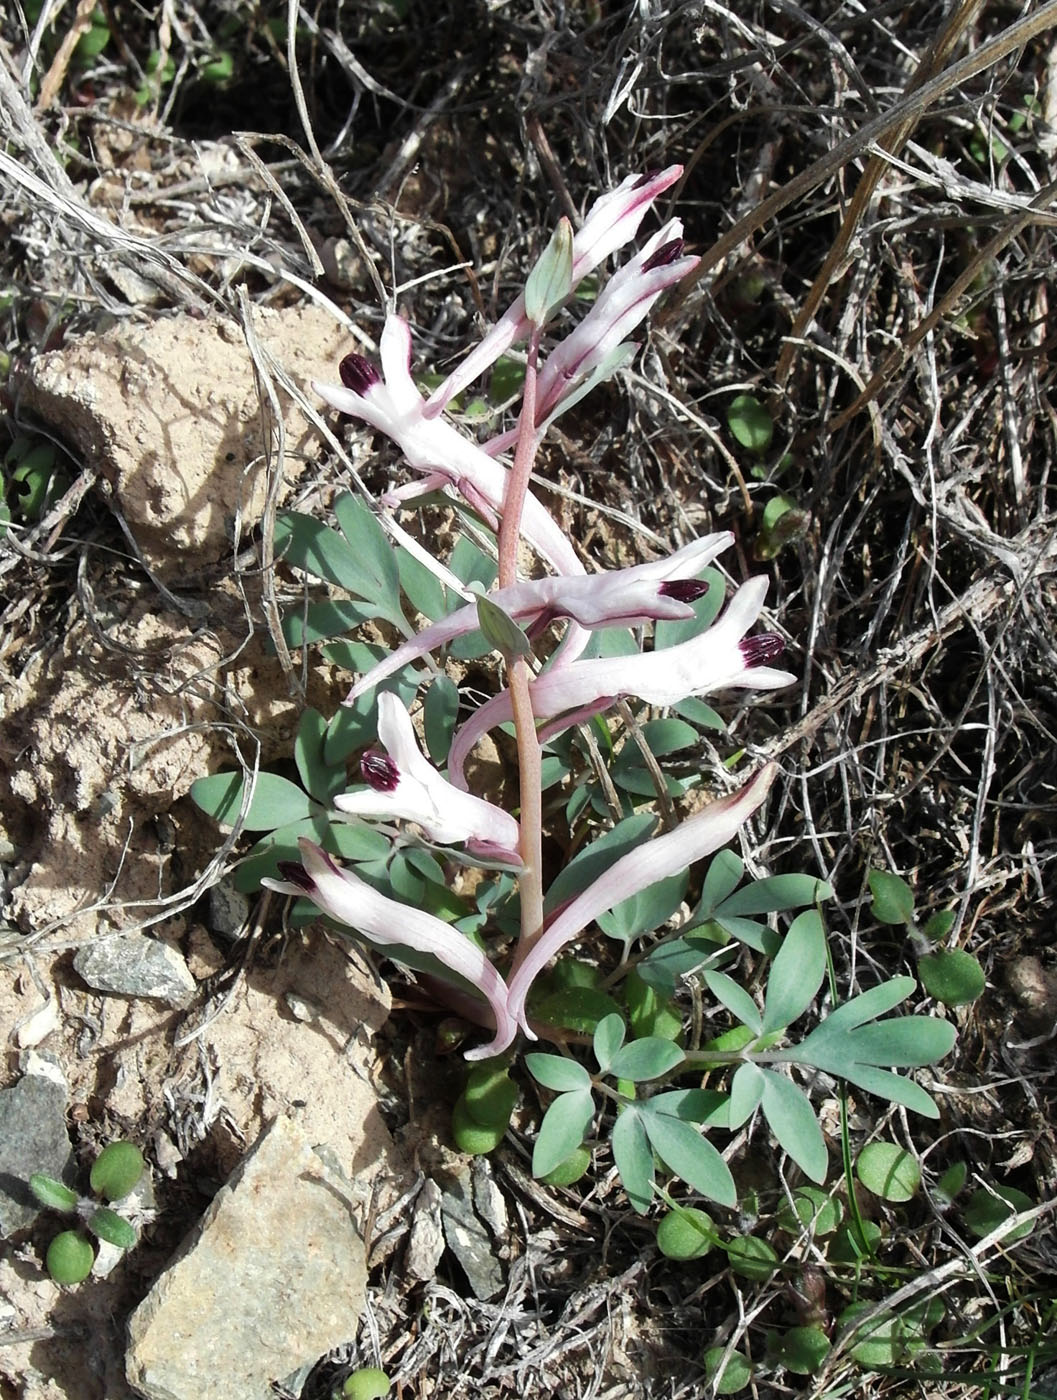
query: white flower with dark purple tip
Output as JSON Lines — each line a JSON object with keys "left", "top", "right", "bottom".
{"left": 465, "top": 763, "right": 778, "bottom": 1059}
{"left": 314, "top": 314, "right": 585, "bottom": 579}
{"left": 533, "top": 221, "right": 698, "bottom": 424}
{"left": 333, "top": 692, "right": 522, "bottom": 865}
{"left": 342, "top": 533, "right": 735, "bottom": 704}
{"left": 447, "top": 576, "right": 796, "bottom": 786}
{"left": 423, "top": 166, "right": 685, "bottom": 418}
{"left": 263, "top": 838, "right": 518, "bottom": 1050}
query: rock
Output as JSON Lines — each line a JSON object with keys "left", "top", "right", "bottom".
{"left": 405, "top": 1178, "right": 445, "bottom": 1282}
{"left": 14, "top": 996, "right": 60, "bottom": 1048}
{"left": 440, "top": 1164, "right": 503, "bottom": 1301}
{"left": 126, "top": 1116, "right": 367, "bottom": 1400}
{"left": 0, "top": 1055, "right": 72, "bottom": 1238}
{"left": 206, "top": 879, "right": 250, "bottom": 940}
{"left": 19, "top": 305, "right": 350, "bottom": 577}
{"left": 73, "top": 933, "right": 196, "bottom": 1005}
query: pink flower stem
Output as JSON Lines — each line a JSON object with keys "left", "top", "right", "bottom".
{"left": 498, "top": 329, "right": 546, "bottom": 970}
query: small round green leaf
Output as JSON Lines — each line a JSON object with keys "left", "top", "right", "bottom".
{"left": 462, "top": 1067, "right": 517, "bottom": 1129}
{"left": 451, "top": 1095, "right": 506, "bottom": 1155}
{"left": 727, "top": 393, "right": 773, "bottom": 453}
{"left": 29, "top": 1174, "right": 78, "bottom": 1212}
{"left": 657, "top": 1206, "right": 715, "bottom": 1260}
{"left": 342, "top": 1368, "right": 390, "bottom": 1400}
{"left": 934, "top": 1161, "right": 968, "bottom": 1206}
{"left": 918, "top": 950, "right": 985, "bottom": 1006}
{"left": 772, "top": 1325, "right": 831, "bottom": 1375}
{"left": 828, "top": 1219, "right": 882, "bottom": 1263}
{"left": 703, "top": 1347, "right": 752, "bottom": 1394}
{"left": 777, "top": 1185, "right": 843, "bottom": 1237}
{"left": 538, "top": 1146, "right": 591, "bottom": 1187}
{"left": 964, "top": 1185, "right": 1035, "bottom": 1243}
{"left": 727, "top": 1235, "right": 778, "bottom": 1281}
{"left": 87, "top": 1207, "right": 137, "bottom": 1251}
{"left": 46, "top": 1231, "right": 94, "bottom": 1285}
{"left": 856, "top": 1142, "right": 921, "bottom": 1202}
{"left": 868, "top": 870, "right": 915, "bottom": 925}
{"left": 90, "top": 1142, "right": 145, "bottom": 1202}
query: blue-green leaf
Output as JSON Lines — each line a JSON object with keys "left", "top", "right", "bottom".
{"left": 655, "top": 570, "right": 725, "bottom": 648}
{"left": 525, "top": 1054, "right": 592, "bottom": 1094}
{"left": 641, "top": 1108, "right": 737, "bottom": 1208}
{"left": 611, "top": 1106, "right": 654, "bottom": 1213}
{"left": 597, "top": 868, "right": 688, "bottom": 941}
{"left": 396, "top": 546, "right": 448, "bottom": 621}
{"left": 294, "top": 708, "right": 346, "bottom": 805}
{"left": 545, "top": 813, "right": 656, "bottom": 912}
{"left": 704, "top": 971, "right": 762, "bottom": 1036}
{"left": 729, "top": 1062, "right": 765, "bottom": 1127}
{"left": 715, "top": 874, "right": 832, "bottom": 919}
{"left": 424, "top": 675, "right": 460, "bottom": 764}
{"left": 191, "top": 771, "right": 315, "bottom": 831}
{"left": 759, "top": 1070, "right": 828, "bottom": 1183}
{"left": 607, "top": 1037, "right": 684, "bottom": 1083}
{"left": 762, "top": 910, "right": 826, "bottom": 1033}
{"left": 593, "top": 1012, "right": 626, "bottom": 1073}
{"left": 698, "top": 850, "right": 744, "bottom": 914}
{"left": 281, "top": 598, "right": 376, "bottom": 646}
{"left": 649, "top": 1089, "right": 730, "bottom": 1128}
{"left": 532, "top": 1088, "right": 594, "bottom": 1178}
{"left": 333, "top": 493, "right": 401, "bottom": 607}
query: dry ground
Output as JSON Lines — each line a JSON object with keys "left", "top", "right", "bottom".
{"left": 1, "top": 1, "right": 1056, "bottom": 1397}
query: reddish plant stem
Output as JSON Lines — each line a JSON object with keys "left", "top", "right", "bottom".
{"left": 497, "top": 330, "right": 545, "bottom": 971}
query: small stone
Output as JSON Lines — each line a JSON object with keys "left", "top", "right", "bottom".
{"left": 73, "top": 933, "right": 196, "bottom": 1005}
{"left": 283, "top": 991, "right": 321, "bottom": 1024}
{"left": 471, "top": 1157, "right": 508, "bottom": 1240}
{"left": 405, "top": 1179, "right": 445, "bottom": 1282}
{"left": 15, "top": 997, "right": 60, "bottom": 1048}
{"left": 126, "top": 1116, "right": 367, "bottom": 1400}
{"left": 0, "top": 1061, "right": 71, "bottom": 1237}
{"left": 207, "top": 880, "right": 250, "bottom": 940}
{"left": 440, "top": 1165, "right": 503, "bottom": 1301}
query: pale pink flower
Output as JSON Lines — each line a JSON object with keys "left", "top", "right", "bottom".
{"left": 342, "top": 533, "right": 734, "bottom": 704}
{"left": 333, "top": 693, "right": 521, "bottom": 865}
{"left": 448, "top": 576, "right": 796, "bottom": 785}
{"left": 424, "top": 166, "right": 684, "bottom": 418}
{"left": 264, "top": 838, "right": 518, "bottom": 1050}
{"left": 466, "top": 763, "right": 778, "bottom": 1059}
{"left": 314, "top": 314, "right": 585, "bottom": 579}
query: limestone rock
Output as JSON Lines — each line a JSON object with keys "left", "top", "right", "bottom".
{"left": 0, "top": 1056, "right": 71, "bottom": 1238}
{"left": 74, "top": 933, "right": 196, "bottom": 1005}
{"left": 126, "top": 1115, "right": 367, "bottom": 1400}
{"left": 19, "top": 304, "right": 349, "bottom": 576}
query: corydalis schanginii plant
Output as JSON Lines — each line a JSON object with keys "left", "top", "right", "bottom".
{"left": 266, "top": 166, "right": 796, "bottom": 1059}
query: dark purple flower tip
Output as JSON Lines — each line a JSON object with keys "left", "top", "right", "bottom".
{"left": 740, "top": 633, "right": 785, "bottom": 667}
{"left": 276, "top": 861, "right": 315, "bottom": 892}
{"left": 361, "top": 750, "right": 400, "bottom": 793}
{"left": 642, "top": 238, "right": 685, "bottom": 273}
{"left": 339, "top": 353, "right": 381, "bottom": 395}
{"left": 659, "top": 578, "right": 710, "bottom": 603}
{"left": 633, "top": 169, "right": 661, "bottom": 190}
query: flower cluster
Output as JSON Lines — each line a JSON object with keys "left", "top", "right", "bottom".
{"left": 266, "top": 168, "right": 794, "bottom": 1059}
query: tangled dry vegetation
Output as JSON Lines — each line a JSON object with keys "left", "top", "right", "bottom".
{"left": 1, "top": 1, "right": 1056, "bottom": 1397}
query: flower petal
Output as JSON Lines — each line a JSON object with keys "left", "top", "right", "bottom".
{"left": 264, "top": 838, "right": 519, "bottom": 1050}
{"left": 423, "top": 166, "right": 684, "bottom": 417}
{"left": 465, "top": 763, "right": 778, "bottom": 1059}
{"left": 333, "top": 693, "right": 521, "bottom": 862}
